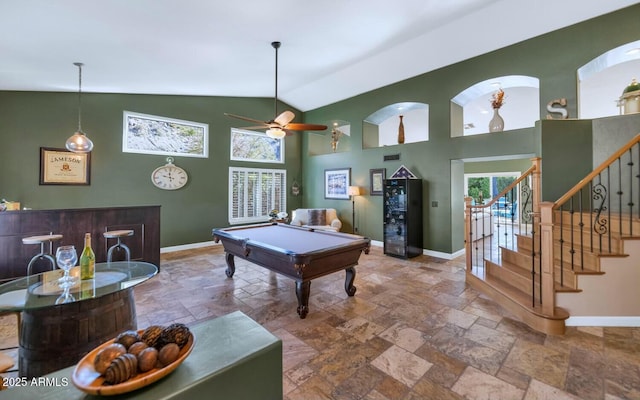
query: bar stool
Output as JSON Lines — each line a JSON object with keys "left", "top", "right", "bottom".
{"left": 22, "top": 234, "right": 63, "bottom": 276}
{"left": 104, "top": 230, "right": 134, "bottom": 262}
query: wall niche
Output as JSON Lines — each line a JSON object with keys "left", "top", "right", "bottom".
{"left": 451, "top": 75, "right": 540, "bottom": 137}
{"left": 363, "top": 102, "right": 429, "bottom": 149}
{"left": 308, "top": 120, "right": 351, "bottom": 156}
{"left": 578, "top": 39, "right": 640, "bottom": 119}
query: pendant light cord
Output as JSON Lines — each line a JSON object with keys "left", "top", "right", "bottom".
{"left": 74, "top": 62, "right": 83, "bottom": 132}
{"left": 272, "top": 41, "right": 280, "bottom": 118}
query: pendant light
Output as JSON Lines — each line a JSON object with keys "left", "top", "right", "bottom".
{"left": 65, "top": 62, "right": 94, "bottom": 153}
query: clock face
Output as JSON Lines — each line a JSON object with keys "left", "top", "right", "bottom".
{"left": 151, "top": 165, "right": 188, "bottom": 190}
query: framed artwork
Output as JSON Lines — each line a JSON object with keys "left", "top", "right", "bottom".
{"left": 230, "top": 128, "right": 284, "bottom": 163}
{"left": 39, "top": 147, "right": 91, "bottom": 185}
{"left": 324, "top": 168, "right": 351, "bottom": 199}
{"left": 369, "top": 168, "right": 386, "bottom": 196}
{"left": 122, "top": 111, "right": 209, "bottom": 158}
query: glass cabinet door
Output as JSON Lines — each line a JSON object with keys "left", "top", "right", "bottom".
{"left": 383, "top": 180, "right": 407, "bottom": 257}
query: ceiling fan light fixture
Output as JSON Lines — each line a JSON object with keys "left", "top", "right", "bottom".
{"left": 65, "top": 62, "right": 93, "bottom": 153}
{"left": 266, "top": 127, "right": 286, "bottom": 139}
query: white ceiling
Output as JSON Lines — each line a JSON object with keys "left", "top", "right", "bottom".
{"left": 1, "top": 0, "right": 637, "bottom": 112}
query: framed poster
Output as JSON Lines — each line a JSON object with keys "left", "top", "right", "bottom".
{"left": 369, "top": 168, "right": 386, "bottom": 196}
{"left": 39, "top": 147, "right": 91, "bottom": 185}
{"left": 123, "top": 111, "right": 209, "bottom": 158}
{"left": 324, "top": 168, "right": 351, "bottom": 199}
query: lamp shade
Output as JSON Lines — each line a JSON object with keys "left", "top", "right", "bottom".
{"left": 266, "top": 128, "right": 286, "bottom": 139}
{"left": 348, "top": 186, "right": 361, "bottom": 196}
{"left": 65, "top": 131, "right": 94, "bottom": 153}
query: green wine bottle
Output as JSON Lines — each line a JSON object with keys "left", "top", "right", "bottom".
{"left": 80, "top": 232, "right": 95, "bottom": 280}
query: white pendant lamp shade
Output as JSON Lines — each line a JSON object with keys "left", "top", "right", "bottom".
{"left": 65, "top": 62, "right": 93, "bottom": 153}
{"left": 266, "top": 127, "right": 286, "bottom": 139}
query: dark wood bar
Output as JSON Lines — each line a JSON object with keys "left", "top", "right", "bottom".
{"left": 0, "top": 205, "right": 160, "bottom": 281}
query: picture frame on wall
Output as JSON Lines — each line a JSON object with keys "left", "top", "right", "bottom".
{"left": 369, "top": 168, "right": 386, "bottom": 196}
{"left": 39, "top": 147, "right": 91, "bottom": 185}
{"left": 122, "top": 111, "right": 209, "bottom": 158}
{"left": 324, "top": 168, "right": 351, "bottom": 199}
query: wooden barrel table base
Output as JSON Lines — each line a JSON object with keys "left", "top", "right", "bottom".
{"left": 19, "top": 288, "right": 137, "bottom": 378}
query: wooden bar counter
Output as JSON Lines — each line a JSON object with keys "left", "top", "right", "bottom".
{"left": 0, "top": 205, "right": 160, "bottom": 281}
{"left": 0, "top": 311, "right": 283, "bottom": 399}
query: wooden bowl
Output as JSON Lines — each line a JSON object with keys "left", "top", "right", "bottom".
{"left": 72, "top": 329, "right": 195, "bottom": 396}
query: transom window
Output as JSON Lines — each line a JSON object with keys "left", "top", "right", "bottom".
{"left": 229, "top": 167, "right": 286, "bottom": 225}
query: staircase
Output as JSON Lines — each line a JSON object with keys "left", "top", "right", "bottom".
{"left": 465, "top": 134, "right": 640, "bottom": 335}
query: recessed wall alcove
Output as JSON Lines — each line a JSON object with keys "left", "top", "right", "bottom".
{"left": 307, "top": 120, "right": 351, "bottom": 156}
{"left": 363, "top": 102, "right": 429, "bottom": 149}
{"left": 578, "top": 40, "right": 640, "bottom": 119}
{"left": 451, "top": 75, "right": 540, "bottom": 137}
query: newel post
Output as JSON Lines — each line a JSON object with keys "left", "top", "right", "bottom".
{"left": 531, "top": 157, "right": 541, "bottom": 217}
{"left": 464, "top": 196, "right": 473, "bottom": 272}
{"left": 539, "top": 201, "right": 556, "bottom": 315}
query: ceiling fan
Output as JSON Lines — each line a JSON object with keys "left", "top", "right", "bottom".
{"left": 224, "top": 41, "right": 327, "bottom": 138}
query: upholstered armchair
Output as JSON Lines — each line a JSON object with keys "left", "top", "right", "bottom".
{"left": 290, "top": 208, "right": 342, "bottom": 232}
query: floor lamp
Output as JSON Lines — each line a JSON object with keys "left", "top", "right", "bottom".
{"left": 348, "top": 186, "right": 361, "bottom": 234}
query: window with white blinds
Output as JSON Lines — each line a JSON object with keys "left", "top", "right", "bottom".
{"left": 229, "top": 167, "right": 287, "bottom": 224}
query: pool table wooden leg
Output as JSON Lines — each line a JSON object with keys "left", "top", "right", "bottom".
{"left": 225, "top": 253, "right": 236, "bottom": 277}
{"left": 345, "top": 267, "right": 357, "bottom": 296}
{"left": 295, "top": 281, "right": 310, "bottom": 319}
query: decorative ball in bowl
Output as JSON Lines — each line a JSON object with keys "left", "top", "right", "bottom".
{"left": 72, "top": 323, "right": 195, "bottom": 396}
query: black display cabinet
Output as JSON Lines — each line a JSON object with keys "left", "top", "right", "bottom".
{"left": 383, "top": 178, "right": 423, "bottom": 258}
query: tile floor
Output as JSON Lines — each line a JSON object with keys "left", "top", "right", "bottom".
{"left": 1, "top": 245, "right": 639, "bottom": 399}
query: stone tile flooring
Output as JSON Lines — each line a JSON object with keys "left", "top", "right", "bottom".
{"left": 1, "top": 245, "right": 639, "bottom": 399}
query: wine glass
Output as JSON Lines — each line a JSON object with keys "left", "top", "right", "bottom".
{"left": 55, "top": 286, "right": 75, "bottom": 304}
{"left": 56, "top": 245, "right": 77, "bottom": 289}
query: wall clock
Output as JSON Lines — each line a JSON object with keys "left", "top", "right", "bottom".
{"left": 151, "top": 157, "right": 188, "bottom": 190}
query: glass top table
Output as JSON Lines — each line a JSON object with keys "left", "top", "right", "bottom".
{"left": 0, "top": 261, "right": 158, "bottom": 378}
{"left": 0, "top": 261, "right": 157, "bottom": 312}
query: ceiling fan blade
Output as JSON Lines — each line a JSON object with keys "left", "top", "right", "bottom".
{"left": 274, "top": 110, "right": 295, "bottom": 126}
{"left": 239, "top": 125, "right": 271, "bottom": 130}
{"left": 224, "top": 113, "right": 268, "bottom": 125}
{"left": 284, "top": 123, "right": 328, "bottom": 131}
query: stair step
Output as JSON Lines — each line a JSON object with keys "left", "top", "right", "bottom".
{"left": 553, "top": 226, "right": 623, "bottom": 253}
{"left": 467, "top": 270, "right": 569, "bottom": 335}
{"left": 555, "top": 210, "right": 640, "bottom": 236}
{"left": 486, "top": 259, "right": 537, "bottom": 296}
{"left": 496, "top": 247, "right": 594, "bottom": 289}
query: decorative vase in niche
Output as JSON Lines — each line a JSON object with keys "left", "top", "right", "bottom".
{"left": 397, "top": 115, "right": 405, "bottom": 144}
{"left": 489, "top": 108, "right": 504, "bottom": 132}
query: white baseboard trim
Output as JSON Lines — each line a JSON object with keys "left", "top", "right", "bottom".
{"left": 370, "top": 240, "right": 462, "bottom": 260}
{"left": 426, "top": 248, "right": 465, "bottom": 260}
{"left": 565, "top": 316, "right": 640, "bottom": 327}
{"left": 161, "top": 239, "right": 464, "bottom": 261}
{"left": 161, "top": 241, "right": 219, "bottom": 253}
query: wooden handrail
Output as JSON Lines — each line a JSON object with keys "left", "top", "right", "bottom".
{"left": 468, "top": 163, "right": 537, "bottom": 211}
{"left": 554, "top": 133, "right": 640, "bottom": 208}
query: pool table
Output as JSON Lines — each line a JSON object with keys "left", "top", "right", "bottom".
{"left": 212, "top": 223, "right": 370, "bottom": 318}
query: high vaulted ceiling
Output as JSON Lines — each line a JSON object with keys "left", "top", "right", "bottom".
{"left": 1, "top": 0, "right": 637, "bottom": 111}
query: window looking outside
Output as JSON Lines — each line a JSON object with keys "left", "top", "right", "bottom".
{"left": 229, "top": 167, "right": 286, "bottom": 225}
{"left": 464, "top": 172, "right": 518, "bottom": 219}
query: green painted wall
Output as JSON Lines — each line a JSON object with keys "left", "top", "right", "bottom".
{"left": 303, "top": 4, "right": 640, "bottom": 253}
{"left": 0, "top": 92, "right": 304, "bottom": 247}
{"left": 1, "top": 5, "right": 639, "bottom": 253}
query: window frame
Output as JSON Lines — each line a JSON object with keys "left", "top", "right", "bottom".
{"left": 230, "top": 128, "right": 285, "bottom": 164}
{"left": 228, "top": 166, "right": 287, "bottom": 225}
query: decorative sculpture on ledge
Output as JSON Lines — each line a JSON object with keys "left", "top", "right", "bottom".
{"left": 546, "top": 98, "right": 568, "bottom": 119}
